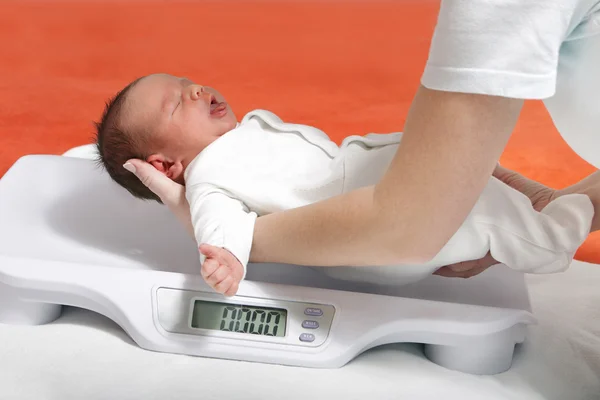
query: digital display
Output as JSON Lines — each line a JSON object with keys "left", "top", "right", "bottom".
{"left": 190, "top": 300, "right": 287, "bottom": 337}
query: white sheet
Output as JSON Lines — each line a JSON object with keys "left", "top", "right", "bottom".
{"left": 1, "top": 260, "right": 599, "bottom": 400}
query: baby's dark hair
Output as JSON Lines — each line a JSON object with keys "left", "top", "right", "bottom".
{"left": 94, "top": 77, "right": 162, "bottom": 203}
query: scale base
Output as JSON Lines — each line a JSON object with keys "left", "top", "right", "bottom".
{"left": 0, "top": 283, "right": 62, "bottom": 325}
{"left": 0, "top": 288, "right": 523, "bottom": 375}
{"left": 0, "top": 266, "right": 529, "bottom": 375}
{"left": 0, "top": 154, "right": 537, "bottom": 374}
{"left": 423, "top": 326, "right": 525, "bottom": 375}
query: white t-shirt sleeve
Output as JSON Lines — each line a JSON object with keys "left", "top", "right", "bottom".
{"left": 186, "top": 183, "right": 257, "bottom": 280}
{"left": 421, "top": 0, "right": 582, "bottom": 99}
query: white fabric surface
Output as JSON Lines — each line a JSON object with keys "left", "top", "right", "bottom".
{"left": 186, "top": 109, "right": 593, "bottom": 285}
{"left": 1, "top": 260, "right": 599, "bottom": 400}
{"left": 421, "top": 0, "right": 600, "bottom": 99}
{"left": 422, "top": 0, "right": 600, "bottom": 170}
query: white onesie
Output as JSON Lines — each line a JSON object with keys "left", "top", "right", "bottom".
{"left": 184, "top": 110, "right": 594, "bottom": 285}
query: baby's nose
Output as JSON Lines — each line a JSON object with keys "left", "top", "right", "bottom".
{"left": 190, "top": 85, "right": 205, "bottom": 100}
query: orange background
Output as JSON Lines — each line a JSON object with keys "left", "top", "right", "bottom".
{"left": 1, "top": 0, "right": 597, "bottom": 262}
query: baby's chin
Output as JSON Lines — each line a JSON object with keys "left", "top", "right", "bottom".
{"left": 217, "top": 117, "right": 238, "bottom": 136}
{"left": 222, "top": 106, "right": 237, "bottom": 126}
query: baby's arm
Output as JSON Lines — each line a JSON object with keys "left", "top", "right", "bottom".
{"left": 186, "top": 183, "right": 257, "bottom": 295}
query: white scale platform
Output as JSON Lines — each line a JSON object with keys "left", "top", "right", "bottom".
{"left": 0, "top": 155, "right": 536, "bottom": 374}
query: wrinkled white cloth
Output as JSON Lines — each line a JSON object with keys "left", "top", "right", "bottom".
{"left": 185, "top": 110, "right": 594, "bottom": 284}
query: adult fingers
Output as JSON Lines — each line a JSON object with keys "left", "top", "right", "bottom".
{"left": 434, "top": 263, "right": 491, "bottom": 278}
{"left": 433, "top": 252, "right": 498, "bottom": 278}
{"left": 124, "top": 159, "right": 184, "bottom": 205}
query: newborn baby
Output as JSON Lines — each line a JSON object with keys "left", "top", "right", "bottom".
{"left": 96, "top": 73, "right": 594, "bottom": 296}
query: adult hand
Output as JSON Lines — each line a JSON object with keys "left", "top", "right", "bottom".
{"left": 434, "top": 164, "right": 559, "bottom": 278}
{"left": 492, "top": 164, "right": 558, "bottom": 212}
{"left": 433, "top": 251, "right": 498, "bottom": 278}
{"left": 123, "top": 159, "right": 194, "bottom": 237}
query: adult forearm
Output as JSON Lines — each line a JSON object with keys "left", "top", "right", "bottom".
{"left": 250, "top": 87, "right": 524, "bottom": 267}
{"left": 373, "top": 88, "right": 523, "bottom": 257}
{"left": 559, "top": 171, "right": 600, "bottom": 232}
{"left": 250, "top": 186, "right": 396, "bottom": 266}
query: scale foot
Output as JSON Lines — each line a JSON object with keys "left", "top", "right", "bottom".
{"left": 0, "top": 284, "right": 62, "bottom": 325}
{"left": 423, "top": 326, "right": 526, "bottom": 375}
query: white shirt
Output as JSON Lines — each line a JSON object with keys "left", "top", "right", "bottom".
{"left": 421, "top": 0, "right": 600, "bottom": 99}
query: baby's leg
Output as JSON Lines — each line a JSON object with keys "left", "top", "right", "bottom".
{"left": 326, "top": 134, "right": 593, "bottom": 286}
{"left": 321, "top": 175, "right": 593, "bottom": 286}
{"left": 463, "top": 177, "right": 594, "bottom": 273}
{"left": 325, "top": 136, "right": 494, "bottom": 285}
{"left": 338, "top": 137, "right": 505, "bottom": 268}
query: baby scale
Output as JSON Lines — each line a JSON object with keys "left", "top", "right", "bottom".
{"left": 0, "top": 154, "right": 536, "bottom": 375}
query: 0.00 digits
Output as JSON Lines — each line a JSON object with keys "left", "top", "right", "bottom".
{"left": 220, "top": 306, "right": 281, "bottom": 336}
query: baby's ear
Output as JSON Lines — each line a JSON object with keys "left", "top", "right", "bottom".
{"left": 146, "top": 154, "right": 184, "bottom": 183}
{"left": 146, "top": 154, "right": 169, "bottom": 175}
{"left": 166, "top": 162, "right": 184, "bottom": 184}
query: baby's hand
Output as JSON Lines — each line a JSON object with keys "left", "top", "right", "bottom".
{"left": 199, "top": 244, "right": 245, "bottom": 297}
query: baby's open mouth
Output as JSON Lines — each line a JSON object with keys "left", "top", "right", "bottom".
{"left": 209, "top": 94, "right": 227, "bottom": 115}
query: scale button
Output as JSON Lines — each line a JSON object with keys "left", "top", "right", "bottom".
{"left": 304, "top": 308, "right": 323, "bottom": 316}
{"left": 302, "top": 320, "right": 319, "bottom": 329}
{"left": 299, "top": 333, "right": 315, "bottom": 342}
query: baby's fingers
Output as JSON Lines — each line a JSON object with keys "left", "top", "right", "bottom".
{"left": 201, "top": 259, "right": 220, "bottom": 279}
{"left": 199, "top": 244, "right": 223, "bottom": 260}
{"left": 214, "top": 275, "right": 236, "bottom": 296}
{"left": 223, "top": 281, "right": 239, "bottom": 297}
{"left": 204, "top": 264, "right": 230, "bottom": 288}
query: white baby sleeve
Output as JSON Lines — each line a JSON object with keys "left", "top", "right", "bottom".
{"left": 186, "top": 183, "right": 257, "bottom": 279}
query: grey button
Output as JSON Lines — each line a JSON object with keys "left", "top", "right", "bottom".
{"left": 304, "top": 308, "right": 323, "bottom": 316}
{"left": 302, "top": 320, "right": 319, "bottom": 329}
{"left": 299, "top": 333, "right": 315, "bottom": 342}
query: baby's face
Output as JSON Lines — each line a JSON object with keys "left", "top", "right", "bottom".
{"left": 126, "top": 73, "right": 237, "bottom": 159}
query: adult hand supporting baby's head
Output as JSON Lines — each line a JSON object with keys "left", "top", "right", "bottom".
{"left": 124, "top": 159, "right": 182, "bottom": 204}
{"left": 124, "top": 159, "right": 194, "bottom": 238}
